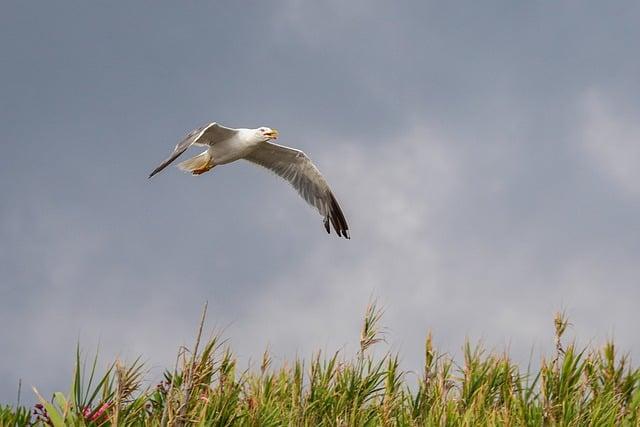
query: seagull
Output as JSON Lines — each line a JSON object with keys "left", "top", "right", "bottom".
{"left": 149, "top": 122, "right": 350, "bottom": 239}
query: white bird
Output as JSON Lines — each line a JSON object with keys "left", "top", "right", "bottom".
{"left": 149, "top": 122, "right": 350, "bottom": 239}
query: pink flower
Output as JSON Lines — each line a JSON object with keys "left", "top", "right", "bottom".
{"left": 91, "top": 402, "right": 110, "bottom": 421}
{"left": 82, "top": 402, "right": 110, "bottom": 422}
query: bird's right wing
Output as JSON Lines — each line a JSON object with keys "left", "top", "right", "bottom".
{"left": 148, "top": 122, "right": 237, "bottom": 178}
{"left": 244, "top": 142, "right": 350, "bottom": 238}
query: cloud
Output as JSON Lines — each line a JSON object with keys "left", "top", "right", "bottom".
{"left": 2, "top": 0, "right": 640, "bottom": 404}
{"left": 229, "top": 114, "right": 640, "bottom": 370}
{"left": 226, "top": 123, "right": 457, "bottom": 359}
{"left": 581, "top": 91, "right": 640, "bottom": 198}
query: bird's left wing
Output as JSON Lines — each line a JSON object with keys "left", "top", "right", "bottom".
{"left": 148, "top": 122, "right": 237, "bottom": 178}
{"left": 244, "top": 142, "right": 350, "bottom": 238}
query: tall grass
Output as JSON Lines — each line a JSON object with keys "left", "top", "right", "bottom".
{"left": 1, "top": 304, "right": 639, "bottom": 426}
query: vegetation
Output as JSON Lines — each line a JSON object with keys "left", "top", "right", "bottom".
{"left": 1, "top": 302, "right": 639, "bottom": 426}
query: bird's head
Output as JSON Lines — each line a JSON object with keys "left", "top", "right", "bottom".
{"left": 255, "top": 127, "right": 279, "bottom": 142}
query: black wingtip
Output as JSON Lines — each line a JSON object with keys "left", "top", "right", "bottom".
{"left": 327, "top": 193, "right": 350, "bottom": 240}
{"left": 148, "top": 167, "right": 162, "bottom": 179}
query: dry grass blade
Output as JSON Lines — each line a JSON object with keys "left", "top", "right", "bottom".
{"left": 359, "top": 300, "right": 385, "bottom": 356}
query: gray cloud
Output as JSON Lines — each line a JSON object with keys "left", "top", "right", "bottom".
{"left": 1, "top": 1, "right": 639, "bottom": 402}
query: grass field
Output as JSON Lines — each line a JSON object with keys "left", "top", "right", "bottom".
{"left": 1, "top": 302, "right": 639, "bottom": 426}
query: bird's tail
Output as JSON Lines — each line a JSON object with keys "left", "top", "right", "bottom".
{"left": 177, "top": 151, "right": 214, "bottom": 175}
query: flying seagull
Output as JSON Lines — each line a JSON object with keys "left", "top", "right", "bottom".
{"left": 149, "top": 123, "right": 350, "bottom": 239}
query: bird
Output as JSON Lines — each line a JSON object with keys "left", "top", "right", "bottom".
{"left": 148, "top": 122, "right": 350, "bottom": 239}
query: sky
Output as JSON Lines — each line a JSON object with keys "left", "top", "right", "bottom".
{"left": 1, "top": 1, "right": 639, "bottom": 403}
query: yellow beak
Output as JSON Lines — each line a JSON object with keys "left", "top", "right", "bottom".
{"left": 267, "top": 129, "right": 279, "bottom": 139}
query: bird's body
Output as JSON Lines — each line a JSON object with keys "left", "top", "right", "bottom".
{"left": 198, "top": 128, "right": 261, "bottom": 165}
{"left": 149, "top": 122, "right": 350, "bottom": 239}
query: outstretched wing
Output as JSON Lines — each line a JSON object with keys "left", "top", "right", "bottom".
{"left": 148, "top": 122, "right": 237, "bottom": 178}
{"left": 244, "top": 142, "right": 350, "bottom": 239}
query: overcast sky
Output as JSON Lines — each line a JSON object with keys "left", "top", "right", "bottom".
{"left": 1, "top": 1, "right": 639, "bottom": 403}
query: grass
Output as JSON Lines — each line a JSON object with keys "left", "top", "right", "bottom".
{"left": 1, "top": 303, "right": 639, "bottom": 426}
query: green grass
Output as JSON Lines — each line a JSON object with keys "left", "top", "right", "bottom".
{"left": 1, "top": 303, "right": 639, "bottom": 426}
